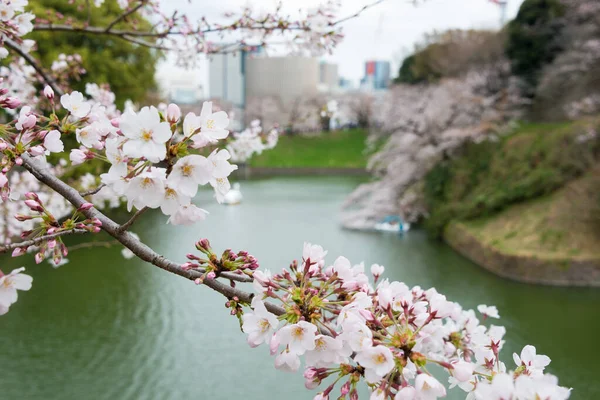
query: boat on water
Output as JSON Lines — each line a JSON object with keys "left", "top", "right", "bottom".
{"left": 374, "top": 216, "right": 410, "bottom": 233}
{"left": 223, "top": 183, "right": 243, "bottom": 205}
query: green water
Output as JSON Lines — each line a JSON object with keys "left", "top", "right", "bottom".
{"left": 1, "top": 177, "right": 599, "bottom": 399}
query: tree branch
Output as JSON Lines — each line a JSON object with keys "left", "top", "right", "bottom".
{"left": 0, "top": 228, "right": 89, "bottom": 253}
{"left": 105, "top": 1, "right": 147, "bottom": 33}
{"left": 80, "top": 183, "right": 106, "bottom": 197}
{"left": 118, "top": 206, "right": 148, "bottom": 233}
{"left": 19, "top": 154, "right": 280, "bottom": 313}
{"left": 332, "top": 0, "right": 387, "bottom": 26}
{"left": 3, "top": 38, "right": 64, "bottom": 97}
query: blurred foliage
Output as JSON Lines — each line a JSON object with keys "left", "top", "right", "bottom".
{"left": 505, "top": 0, "right": 565, "bottom": 89}
{"left": 27, "top": 0, "right": 162, "bottom": 107}
{"left": 394, "top": 29, "right": 506, "bottom": 84}
{"left": 424, "top": 119, "right": 600, "bottom": 237}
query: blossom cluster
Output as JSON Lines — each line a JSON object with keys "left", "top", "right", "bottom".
{"left": 0, "top": 0, "right": 35, "bottom": 59}
{"left": 241, "top": 243, "right": 570, "bottom": 400}
{"left": 227, "top": 120, "right": 278, "bottom": 164}
{"left": 0, "top": 82, "right": 239, "bottom": 226}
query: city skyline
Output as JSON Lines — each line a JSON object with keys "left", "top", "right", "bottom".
{"left": 156, "top": 0, "right": 525, "bottom": 95}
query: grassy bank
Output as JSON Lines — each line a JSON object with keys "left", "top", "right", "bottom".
{"left": 424, "top": 119, "right": 600, "bottom": 237}
{"left": 454, "top": 167, "right": 600, "bottom": 261}
{"left": 249, "top": 129, "right": 370, "bottom": 168}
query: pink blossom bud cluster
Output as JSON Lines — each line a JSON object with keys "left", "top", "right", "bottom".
{"left": 0, "top": 169, "right": 71, "bottom": 244}
{"left": 183, "top": 238, "right": 259, "bottom": 283}
{"left": 11, "top": 194, "right": 101, "bottom": 266}
{"left": 241, "top": 243, "right": 571, "bottom": 400}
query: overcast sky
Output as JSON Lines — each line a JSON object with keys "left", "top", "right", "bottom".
{"left": 156, "top": 0, "right": 525, "bottom": 93}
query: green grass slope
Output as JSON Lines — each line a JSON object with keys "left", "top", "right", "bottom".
{"left": 249, "top": 129, "right": 370, "bottom": 169}
{"left": 453, "top": 167, "right": 600, "bottom": 261}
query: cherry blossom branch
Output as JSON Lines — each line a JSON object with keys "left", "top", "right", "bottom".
{"left": 79, "top": 184, "right": 106, "bottom": 197}
{"left": 3, "top": 38, "right": 64, "bottom": 97}
{"left": 332, "top": 0, "right": 387, "bottom": 25}
{"left": 0, "top": 228, "right": 89, "bottom": 253}
{"left": 68, "top": 240, "right": 118, "bottom": 251}
{"left": 105, "top": 1, "right": 147, "bottom": 33}
{"left": 117, "top": 206, "right": 148, "bottom": 233}
{"left": 19, "top": 153, "right": 281, "bottom": 313}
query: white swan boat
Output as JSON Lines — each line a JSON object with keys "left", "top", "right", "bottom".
{"left": 223, "top": 182, "right": 243, "bottom": 205}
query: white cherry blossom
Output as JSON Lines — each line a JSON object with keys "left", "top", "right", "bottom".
{"left": 355, "top": 345, "right": 395, "bottom": 383}
{"left": 60, "top": 91, "right": 91, "bottom": 118}
{"left": 167, "top": 155, "right": 212, "bottom": 198}
{"left": 43, "top": 130, "right": 64, "bottom": 153}
{"left": 0, "top": 267, "right": 32, "bottom": 309}
{"left": 166, "top": 204, "right": 208, "bottom": 226}
{"left": 242, "top": 297, "right": 279, "bottom": 348}
{"left": 276, "top": 321, "right": 318, "bottom": 355}
{"left": 120, "top": 106, "right": 171, "bottom": 162}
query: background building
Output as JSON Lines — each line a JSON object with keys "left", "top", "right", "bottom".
{"left": 361, "top": 60, "right": 391, "bottom": 90}
{"left": 318, "top": 62, "right": 339, "bottom": 93}
{"left": 245, "top": 56, "right": 320, "bottom": 105}
{"left": 208, "top": 46, "right": 264, "bottom": 108}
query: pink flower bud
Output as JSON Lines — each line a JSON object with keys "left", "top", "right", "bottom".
{"left": 91, "top": 218, "right": 102, "bottom": 226}
{"left": 47, "top": 227, "right": 57, "bottom": 234}
{"left": 194, "top": 278, "right": 202, "bottom": 285}
{"left": 4, "top": 97, "right": 21, "bottom": 109}
{"left": 14, "top": 214, "right": 32, "bottom": 222}
{"left": 340, "top": 382, "right": 350, "bottom": 396}
{"left": 35, "top": 252, "right": 44, "bottom": 264}
{"left": 0, "top": 141, "right": 8, "bottom": 150}
{"left": 48, "top": 239, "right": 57, "bottom": 249}
{"left": 206, "top": 271, "right": 216, "bottom": 280}
{"left": 11, "top": 247, "right": 25, "bottom": 257}
{"left": 166, "top": 103, "right": 181, "bottom": 123}
{"left": 92, "top": 226, "right": 101, "bottom": 233}
{"left": 28, "top": 145, "right": 45, "bottom": 156}
{"left": 77, "top": 202, "right": 94, "bottom": 211}
{"left": 15, "top": 157, "right": 23, "bottom": 165}
{"left": 43, "top": 85, "right": 55, "bottom": 100}
{"left": 24, "top": 199, "right": 43, "bottom": 212}
{"left": 110, "top": 118, "right": 120, "bottom": 128}
{"left": 181, "top": 262, "right": 195, "bottom": 270}
{"left": 25, "top": 192, "right": 39, "bottom": 201}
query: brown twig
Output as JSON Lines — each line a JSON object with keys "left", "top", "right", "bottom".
{"left": 0, "top": 229, "right": 88, "bottom": 253}
{"left": 79, "top": 183, "right": 106, "bottom": 197}
{"left": 117, "top": 206, "right": 148, "bottom": 233}
{"left": 105, "top": 0, "right": 147, "bottom": 33}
